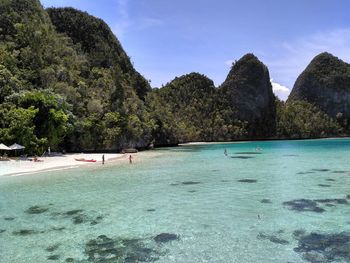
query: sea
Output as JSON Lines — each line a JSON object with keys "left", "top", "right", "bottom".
{"left": 1, "top": 139, "right": 350, "bottom": 263}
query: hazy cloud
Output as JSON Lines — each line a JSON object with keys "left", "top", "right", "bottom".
{"left": 112, "top": 0, "right": 130, "bottom": 39}
{"left": 138, "top": 17, "right": 163, "bottom": 30}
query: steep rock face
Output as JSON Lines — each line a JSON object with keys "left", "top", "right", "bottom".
{"left": 219, "top": 54, "right": 276, "bottom": 137}
{"left": 47, "top": 7, "right": 151, "bottom": 100}
{"left": 288, "top": 52, "right": 350, "bottom": 122}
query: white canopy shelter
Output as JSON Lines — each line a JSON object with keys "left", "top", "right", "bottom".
{"left": 0, "top": 143, "right": 11, "bottom": 150}
{"left": 9, "top": 143, "right": 25, "bottom": 150}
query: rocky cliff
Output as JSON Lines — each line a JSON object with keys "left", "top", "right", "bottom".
{"left": 288, "top": 52, "right": 350, "bottom": 127}
{"left": 219, "top": 54, "right": 276, "bottom": 137}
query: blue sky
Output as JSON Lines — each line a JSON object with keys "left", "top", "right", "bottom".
{"left": 41, "top": 0, "right": 350, "bottom": 100}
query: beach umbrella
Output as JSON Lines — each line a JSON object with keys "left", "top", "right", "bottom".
{"left": 0, "top": 143, "right": 11, "bottom": 150}
{"left": 9, "top": 143, "right": 25, "bottom": 156}
{"left": 9, "top": 143, "right": 25, "bottom": 150}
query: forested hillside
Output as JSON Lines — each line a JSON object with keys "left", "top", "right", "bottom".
{"left": 0, "top": 0, "right": 348, "bottom": 154}
{"left": 0, "top": 0, "right": 154, "bottom": 154}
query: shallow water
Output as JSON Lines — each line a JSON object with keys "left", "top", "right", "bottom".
{"left": 1, "top": 139, "right": 350, "bottom": 262}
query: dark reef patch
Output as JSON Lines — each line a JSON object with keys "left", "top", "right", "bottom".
{"left": 318, "top": 184, "right": 331, "bottom": 187}
{"left": 170, "top": 183, "right": 179, "bottom": 186}
{"left": 47, "top": 255, "right": 60, "bottom": 260}
{"left": 146, "top": 209, "right": 156, "bottom": 212}
{"left": 51, "top": 227, "right": 65, "bottom": 231}
{"left": 0, "top": 229, "right": 6, "bottom": 234}
{"left": 46, "top": 244, "right": 60, "bottom": 252}
{"left": 297, "top": 172, "right": 314, "bottom": 175}
{"left": 293, "top": 229, "right": 306, "bottom": 238}
{"left": 221, "top": 180, "right": 230, "bottom": 182}
{"left": 314, "top": 198, "right": 348, "bottom": 205}
{"left": 12, "top": 229, "right": 38, "bottom": 236}
{"left": 154, "top": 233, "right": 179, "bottom": 243}
{"left": 90, "top": 215, "right": 104, "bottom": 225}
{"left": 85, "top": 235, "right": 161, "bottom": 262}
{"left": 326, "top": 178, "right": 336, "bottom": 182}
{"left": 188, "top": 190, "right": 197, "bottom": 193}
{"left": 294, "top": 232, "right": 350, "bottom": 262}
{"left": 72, "top": 214, "right": 88, "bottom": 225}
{"left": 235, "top": 152, "right": 262, "bottom": 154}
{"left": 181, "top": 181, "right": 201, "bottom": 185}
{"left": 65, "top": 258, "right": 74, "bottom": 262}
{"left": 284, "top": 197, "right": 349, "bottom": 213}
{"left": 311, "top": 169, "right": 330, "bottom": 172}
{"left": 25, "top": 205, "right": 49, "bottom": 214}
{"left": 283, "top": 199, "right": 325, "bottom": 213}
{"left": 257, "top": 233, "right": 289, "bottom": 245}
{"left": 64, "top": 209, "right": 83, "bottom": 216}
{"left": 238, "top": 179, "right": 257, "bottom": 183}
{"left": 230, "top": 156, "right": 255, "bottom": 159}
{"left": 260, "top": 199, "right": 272, "bottom": 204}
{"left": 4, "top": 217, "right": 15, "bottom": 221}
{"left": 283, "top": 154, "right": 299, "bottom": 157}
{"left": 53, "top": 208, "right": 104, "bottom": 226}
{"left": 332, "top": 171, "right": 347, "bottom": 174}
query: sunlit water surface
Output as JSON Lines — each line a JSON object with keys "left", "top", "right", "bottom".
{"left": 1, "top": 139, "right": 350, "bottom": 263}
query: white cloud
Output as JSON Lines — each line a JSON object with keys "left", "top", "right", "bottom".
{"left": 271, "top": 79, "right": 290, "bottom": 101}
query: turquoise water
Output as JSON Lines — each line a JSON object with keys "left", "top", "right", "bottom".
{"left": 1, "top": 139, "right": 350, "bottom": 262}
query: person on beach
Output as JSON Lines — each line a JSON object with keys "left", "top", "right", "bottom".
{"left": 48, "top": 146, "right": 51, "bottom": 156}
{"left": 129, "top": 155, "right": 133, "bottom": 164}
{"left": 102, "top": 154, "right": 105, "bottom": 165}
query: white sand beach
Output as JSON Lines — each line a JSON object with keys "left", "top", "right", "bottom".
{"left": 0, "top": 153, "right": 126, "bottom": 177}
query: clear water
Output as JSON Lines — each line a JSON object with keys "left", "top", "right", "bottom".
{"left": 1, "top": 139, "right": 350, "bottom": 263}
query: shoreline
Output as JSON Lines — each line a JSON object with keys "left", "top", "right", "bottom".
{"left": 179, "top": 136, "right": 350, "bottom": 146}
{"left": 0, "top": 151, "right": 163, "bottom": 177}
{"left": 0, "top": 153, "right": 126, "bottom": 177}
{"left": 2, "top": 137, "right": 349, "bottom": 177}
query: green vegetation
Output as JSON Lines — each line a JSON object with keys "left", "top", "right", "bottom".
{"left": 0, "top": 0, "right": 154, "bottom": 153}
{"left": 0, "top": 0, "right": 348, "bottom": 155}
{"left": 276, "top": 100, "right": 342, "bottom": 139}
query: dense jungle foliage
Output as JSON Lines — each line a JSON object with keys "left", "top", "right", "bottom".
{"left": 0, "top": 0, "right": 348, "bottom": 154}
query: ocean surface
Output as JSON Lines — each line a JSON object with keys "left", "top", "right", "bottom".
{"left": 1, "top": 139, "right": 350, "bottom": 263}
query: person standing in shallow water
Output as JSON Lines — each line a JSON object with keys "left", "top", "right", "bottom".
{"left": 102, "top": 154, "right": 105, "bottom": 165}
{"left": 129, "top": 155, "right": 133, "bottom": 164}
{"left": 224, "top": 148, "right": 228, "bottom": 156}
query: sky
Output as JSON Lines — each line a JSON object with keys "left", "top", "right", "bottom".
{"left": 41, "top": 0, "right": 350, "bottom": 100}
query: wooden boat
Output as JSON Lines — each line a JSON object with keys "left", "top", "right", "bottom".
{"left": 121, "top": 148, "right": 138, "bottom": 154}
{"left": 75, "top": 158, "right": 96, "bottom": 162}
